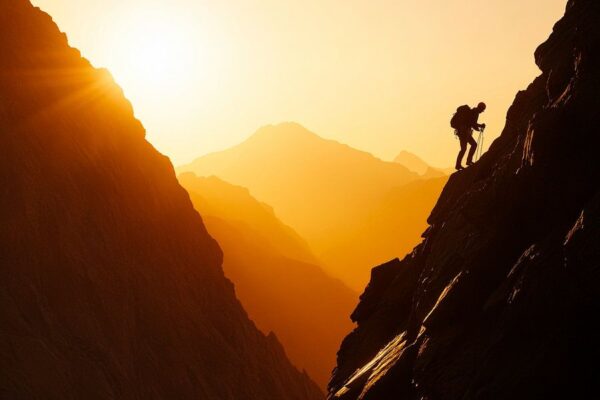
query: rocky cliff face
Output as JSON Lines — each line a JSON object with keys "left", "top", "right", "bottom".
{"left": 0, "top": 2, "right": 322, "bottom": 399}
{"left": 330, "top": 1, "right": 600, "bottom": 398}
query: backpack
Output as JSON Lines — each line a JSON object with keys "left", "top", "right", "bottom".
{"left": 450, "top": 105, "right": 471, "bottom": 130}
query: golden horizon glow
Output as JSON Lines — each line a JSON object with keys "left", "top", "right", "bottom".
{"left": 31, "top": 0, "right": 566, "bottom": 167}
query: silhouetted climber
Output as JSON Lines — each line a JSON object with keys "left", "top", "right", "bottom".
{"left": 450, "top": 102, "right": 486, "bottom": 170}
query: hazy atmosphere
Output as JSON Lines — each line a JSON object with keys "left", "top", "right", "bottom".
{"left": 3, "top": 0, "right": 600, "bottom": 398}
{"left": 32, "top": 0, "right": 564, "bottom": 166}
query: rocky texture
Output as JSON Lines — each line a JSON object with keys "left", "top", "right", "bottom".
{"left": 179, "top": 173, "right": 357, "bottom": 389}
{"left": 0, "top": 2, "right": 323, "bottom": 399}
{"left": 330, "top": 1, "right": 600, "bottom": 398}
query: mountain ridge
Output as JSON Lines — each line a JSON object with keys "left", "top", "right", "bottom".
{"left": 178, "top": 172, "right": 357, "bottom": 389}
{"left": 393, "top": 150, "right": 451, "bottom": 177}
{"left": 179, "top": 172, "right": 318, "bottom": 265}
{"left": 178, "top": 122, "right": 437, "bottom": 290}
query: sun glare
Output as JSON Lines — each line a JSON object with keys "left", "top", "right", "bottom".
{"left": 105, "top": 8, "right": 200, "bottom": 94}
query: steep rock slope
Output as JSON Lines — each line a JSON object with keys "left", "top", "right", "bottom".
{"left": 178, "top": 173, "right": 357, "bottom": 389}
{"left": 330, "top": 1, "right": 599, "bottom": 398}
{"left": 0, "top": 2, "right": 322, "bottom": 399}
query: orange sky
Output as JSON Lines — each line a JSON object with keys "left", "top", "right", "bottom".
{"left": 32, "top": 0, "right": 566, "bottom": 167}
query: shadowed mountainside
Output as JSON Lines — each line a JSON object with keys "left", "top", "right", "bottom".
{"left": 0, "top": 2, "right": 323, "bottom": 399}
{"left": 179, "top": 123, "right": 444, "bottom": 290}
{"left": 330, "top": 1, "right": 600, "bottom": 398}
{"left": 178, "top": 173, "right": 357, "bottom": 389}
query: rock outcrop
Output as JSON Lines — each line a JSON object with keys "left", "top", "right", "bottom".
{"left": 330, "top": 1, "right": 600, "bottom": 398}
{"left": 0, "top": 2, "right": 322, "bottom": 399}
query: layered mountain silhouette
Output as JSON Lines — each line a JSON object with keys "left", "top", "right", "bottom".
{"left": 178, "top": 173, "right": 357, "bottom": 389}
{"left": 393, "top": 150, "right": 451, "bottom": 178}
{"left": 179, "top": 122, "right": 418, "bottom": 247}
{"left": 179, "top": 123, "right": 446, "bottom": 290}
{"left": 394, "top": 151, "right": 430, "bottom": 175}
{"left": 178, "top": 173, "right": 317, "bottom": 265}
{"left": 319, "top": 176, "right": 448, "bottom": 289}
{"left": 330, "top": 1, "right": 600, "bottom": 398}
{"left": 0, "top": 2, "right": 322, "bottom": 398}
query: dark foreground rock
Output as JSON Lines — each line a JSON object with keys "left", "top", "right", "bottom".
{"left": 330, "top": 0, "right": 600, "bottom": 398}
{"left": 0, "top": 1, "right": 322, "bottom": 399}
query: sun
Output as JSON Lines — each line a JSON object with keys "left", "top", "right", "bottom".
{"left": 123, "top": 25, "right": 191, "bottom": 85}
{"left": 106, "top": 8, "right": 200, "bottom": 94}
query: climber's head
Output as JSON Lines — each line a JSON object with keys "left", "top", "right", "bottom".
{"left": 477, "top": 102, "right": 487, "bottom": 112}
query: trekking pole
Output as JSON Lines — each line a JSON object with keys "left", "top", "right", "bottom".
{"left": 480, "top": 128, "right": 485, "bottom": 160}
{"left": 476, "top": 127, "right": 485, "bottom": 161}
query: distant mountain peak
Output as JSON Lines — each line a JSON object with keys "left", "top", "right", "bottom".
{"left": 258, "top": 121, "right": 312, "bottom": 132}
{"left": 178, "top": 123, "right": 427, "bottom": 290}
{"left": 393, "top": 150, "right": 431, "bottom": 175}
{"left": 394, "top": 150, "right": 451, "bottom": 177}
{"left": 250, "top": 121, "right": 319, "bottom": 141}
{"left": 395, "top": 149, "right": 422, "bottom": 158}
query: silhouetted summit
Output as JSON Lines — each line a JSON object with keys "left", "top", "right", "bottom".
{"left": 179, "top": 122, "right": 419, "bottom": 244}
{"left": 179, "top": 123, "right": 427, "bottom": 290}
{"left": 0, "top": 2, "right": 322, "bottom": 399}
{"left": 330, "top": 1, "right": 600, "bottom": 398}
